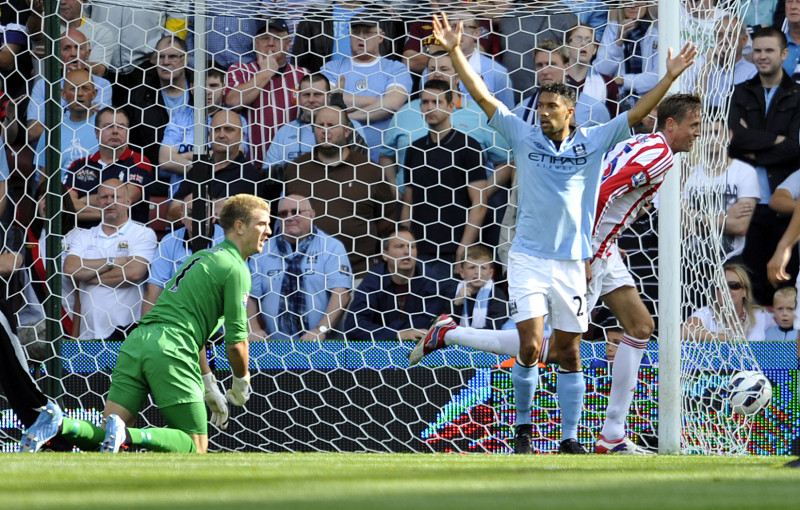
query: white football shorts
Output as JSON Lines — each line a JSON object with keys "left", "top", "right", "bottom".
{"left": 507, "top": 250, "right": 587, "bottom": 333}
{"left": 587, "top": 243, "right": 636, "bottom": 312}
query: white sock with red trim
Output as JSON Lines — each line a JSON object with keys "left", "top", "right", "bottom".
{"left": 600, "top": 334, "right": 648, "bottom": 441}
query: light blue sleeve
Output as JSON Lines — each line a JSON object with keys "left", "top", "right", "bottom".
{"left": 380, "top": 115, "right": 400, "bottom": 158}
{"left": 0, "top": 136, "right": 9, "bottom": 181}
{"left": 588, "top": 111, "right": 632, "bottom": 149}
{"left": 162, "top": 122, "right": 183, "bottom": 146}
{"left": 147, "top": 235, "right": 180, "bottom": 287}
{"left": 248, "top": 255, "right": 264, "bottom": 298}
{"left": 322, "top": 239, "right": 353, "bottom": 290}
{"left": 34, "top": 135, "right": 45, "bottom": 171}
{"left": 97, "top": 78, "right": 113, "bottom": 108}
{"left": 27, "top": 79, "right": 46, "bottom": 124}
{"left": 487, "top": 103, "right": 528, "bottom": 149}
{"left": 390, "top": 60, "right": 413, "bottom": 93}
{"left": 320, "top": 60, "right": 339, "bottom": 85}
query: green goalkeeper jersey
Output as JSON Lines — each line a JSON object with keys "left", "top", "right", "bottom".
{"left": 140, "top": 238, "right": 251, "bottom": 351}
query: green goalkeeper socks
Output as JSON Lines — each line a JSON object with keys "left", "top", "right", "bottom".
{"left": 128, "top": 427, "right": 197, "bottom": 453}
{"left": 60, "top": 418, "right": 106, "bottom": 450}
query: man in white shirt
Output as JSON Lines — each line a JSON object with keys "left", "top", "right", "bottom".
{"left": 63, "top": 178, "right": 157, "bottom": 341}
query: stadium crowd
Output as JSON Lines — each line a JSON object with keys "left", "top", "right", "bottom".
{"left": 0, "top": 0, "right": 799, "bottom": 353}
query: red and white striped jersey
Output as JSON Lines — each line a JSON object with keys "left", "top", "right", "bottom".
{"left": 225, "top": 62, "right": 307, "bottom": 167}
{"left": 592, "top": 132, "right": 674, "bottom": 260}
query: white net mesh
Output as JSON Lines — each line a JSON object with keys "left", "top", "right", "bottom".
{"left": 1, "top": 0, "right": 796, "bottom": 455}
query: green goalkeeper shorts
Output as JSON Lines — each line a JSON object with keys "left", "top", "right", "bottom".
{"left": 107, "top": 324, "right": 207, "bottom": 434}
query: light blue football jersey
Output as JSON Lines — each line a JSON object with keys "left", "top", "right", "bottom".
{"left": 489, "top": 103, "right": 631, "bottom": 260}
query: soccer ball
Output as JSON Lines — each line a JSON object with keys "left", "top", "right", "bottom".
{"left": 727, "top": 371, "right": 772, "bottom": 416}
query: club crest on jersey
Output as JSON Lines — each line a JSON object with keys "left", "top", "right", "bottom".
{"left": 509, "top": 300, "right": 518, "bottom": 316}
{"left": 631, "top": 171, "right": 647, "bottom": 187}
{"left": 573, "top": 143, "right": 587, "bottom": 157}
{"left": 242, "top": 292, "right": 248, "bottom": 308}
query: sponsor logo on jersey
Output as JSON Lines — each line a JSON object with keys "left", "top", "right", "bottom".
{"left": 527, "top": 153, "right": 588, "bottom": 166}
{"left": 75, "top": 168, "right": 99, "bottom": 182}
{"left": 631, "top": 171, "right": 647, "bottom": 187}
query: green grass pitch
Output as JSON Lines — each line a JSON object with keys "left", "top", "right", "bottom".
{"left": 2, "top": 454, "right": 800, "bottom": 509}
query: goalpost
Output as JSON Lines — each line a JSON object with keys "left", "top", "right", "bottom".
{"left": 0, "top": 0, "right": 780, "bottom": 455}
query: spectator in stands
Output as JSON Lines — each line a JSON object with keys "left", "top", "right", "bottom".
{"left": 225, "top": 19, "right": 306, "bottom": 169}
{"left": 28, "top": 0, "right": 115, "bottom": 77}
{"left": 27, "top": 29, "right": 113, "bottom": 146}
{"left": 403, "top": 3, "right": 499, "bottom": 78}
{"left": 142, "top": 192, "right": 225, "bottom": 315}
{"left": 513, "top": 40, "right": 609, "bottom": 127}
{"left": 284, "top": 104, "right": 397, "bottom": 279}
{"left": 401, "top": 79, "right": 487, "bottom": 273}
{"left": 682, "top": 263, "right": 775, "bottom": 341}
{"left": 159, "top": 66, "right": 250, "bottom": 197}
{"left": 683, "top": 118, "right": 759, "bottom": 264}
{"left": 564, "top": 23, "right": 619, "bottom": 119}
{"left": 248, "top": 194, "right": 352, "bottom": 341}
{"left": 64, "top": 107, "right": 153, "bottom": 228}
{"left": 293, "top": 1, "right": 405, "bottom": 73}
{"left": 264, "top": 73, "right": 329, "bottom": 178}
{"left": 34, "top": 69, "right": 100, "bottom": 183}
{"left": 497, "top": 0, "right": 578, "bottom": 101}
{"left": 321, "top": 18, "right": 412, "bottom": 161}
{"left": 13, "top": 180, "right": 77, "bottom": 347}
{"left": 381, "top": 50, "right": 512, "bottom": 187}
{"left": 167, "top": 109, "right": 266, "bottom": 222}
{"left": 729, "top": 26, "right": 800, "bottom": 305}
{"left": 680, "top": 0, "right": 728, "bottom": 56}
{"left": 126, "top": 35, "right": 192, "bottom": 195}
{"left": 784, "top": 0, "right": 800, "bottom": 81}
{"left": 186, "top": 7, "right": 265, "bottom": 69}
{"left": 765, "top": 287, "right": 798, "bottom": 341}
{"left": 89, "top": 5, "right": 186, "bottom": 98}
{"left": 444, "top": 12, "right": 513, "bottom": 109}
{"left": 449, "top": 244, "right": 511, "bottom": 330}
{"left": 63, "top": 178, "right": 157, "bottom": 341}
{"left": 223, "top": 19, "right": 306, "bottom": 168}
{"left": 690, "top": 15, "right": 757, "bottom": 108}
{"left": 595, "top": 3, "right": 659, "bottom": 106}
{"left": 0, "top": 0, "right": 31, "bottom": 102}
{"left": 344, "top": 227, "right": 452, "bottom": 341}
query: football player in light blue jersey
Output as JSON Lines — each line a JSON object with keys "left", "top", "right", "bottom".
{"left": 431, "top": 12, "right": 697, "bottom": 455}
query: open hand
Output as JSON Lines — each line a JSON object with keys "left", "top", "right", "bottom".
{"left": 666, "top": 42, "right": 698, "bottom": 80}
{"left": 432, "top": 12, "right": 461, "bottom": 53}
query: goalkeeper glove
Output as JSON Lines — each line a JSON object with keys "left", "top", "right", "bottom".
{"left": 202, "top": 372, "right": 229, "bottom": 430}
{"left": 226, "top": 373, "right": 251, "bottom": 406}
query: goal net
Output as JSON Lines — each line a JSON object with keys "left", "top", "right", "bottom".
{"left": 0, "top": 0, "right": 787, "bottom": 455}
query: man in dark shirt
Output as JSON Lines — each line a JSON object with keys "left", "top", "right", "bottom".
{"left": 402, "top": 79, "right": 487, "bottom": 275}
{"left": 284, "top": 104, "right": 397, "bottom": 278}
{"left": 64, "top": 107, "right": 153, "bottom": 228}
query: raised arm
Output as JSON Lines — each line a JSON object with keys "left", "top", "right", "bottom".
{"left": 627, "top": 42, "right": 698, "bottom": 128}
{"left": 432, "top": 13, "right": 501, "bottom": 120}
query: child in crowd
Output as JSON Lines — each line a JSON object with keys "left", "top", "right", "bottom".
{"left": 451, "top": 245, "right": 512, "bottom": 330}
{"left": 765, "top": 287, "right": 798, "bottom": 342}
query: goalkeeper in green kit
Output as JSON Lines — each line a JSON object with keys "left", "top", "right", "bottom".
{"left": 21, "top": 194, "right": 272, "bottom": 454}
